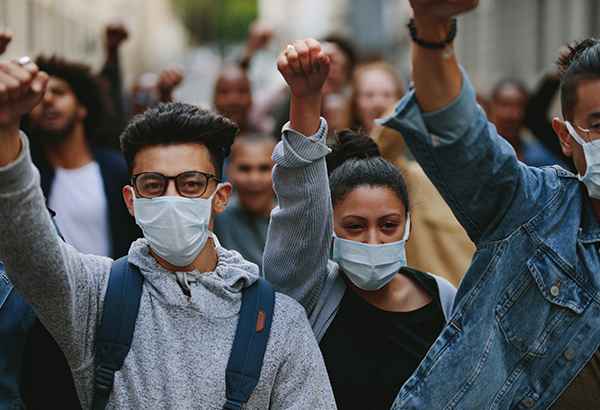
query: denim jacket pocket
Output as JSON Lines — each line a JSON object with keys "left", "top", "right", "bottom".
{"left": 495, "top": 250, "right": 591, "bottom": 356}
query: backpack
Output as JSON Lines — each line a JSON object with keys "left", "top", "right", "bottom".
{"left": 93, "top": 256, "right": 275, "bottom": 410}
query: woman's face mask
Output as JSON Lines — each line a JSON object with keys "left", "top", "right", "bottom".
{"left": 333, "top": 214, "right": 410, "bottom": 291}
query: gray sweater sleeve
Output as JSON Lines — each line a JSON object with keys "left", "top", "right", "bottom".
{"left": 263, "top": 119, "right": 335, "bottom": 316}
{"left": 0, "top": 133, "right": 111, "bottom": 371}
{"left": 266, "top": 294, "right": 337, "bottom": 409}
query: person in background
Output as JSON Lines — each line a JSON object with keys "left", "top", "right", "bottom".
{"left": 264, "top": 38, "right": 456, "bottom": 409}
{"left": 99, "top": 21, "right": 130, "bottom": 150}
{"left": 212, "top": 63, "right": 257, "bottom": 136}
{"left": 98, "top": 22, "right": 185, "bottom": 132}
{"left": 380, "top": 0, "right": 600, "bottom": 407}
{"left": 213, "top": 134, "right": 277, "bottom": 270}
{"left": 130, "top": 65, "right": 184, "bottom": 116}
{"left": 525, "top": 60, "right": 577, "bottom": 172}
{"left": 23, "top": 55, "right": 141, "bottom": 259}
{"left": 346, "top": 61, "right": 405, "bottom": 134}
{"left": 238, "top": 20, "right": 274, "bottom": 71}
{"left": 489, "top": 78, "right": 565, "bottom": 167}
{"left": 321, "top": 91, "right": 350, "bottom": 143}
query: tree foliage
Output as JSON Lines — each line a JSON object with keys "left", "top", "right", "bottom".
{"left": 171, "top": 0, "right": 258, "bottom": 45}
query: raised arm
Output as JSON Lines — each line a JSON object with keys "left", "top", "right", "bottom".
{"left": 263, "top": 40, "right": 336, "bottom": 319}
{"left": 382, "top": 1, "right": 552, "bottom": 244}
{"left": 0, "top": 58, "right": 48, "bottom": 166}
{"left": 409, "top": 0, "right": 478, "bottom": 112}
{"left": 0, "top": 58, "right": 113, "bottom": 373}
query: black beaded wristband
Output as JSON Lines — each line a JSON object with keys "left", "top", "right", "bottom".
{"left": 407, "top": 17, "right": 457, "bottom": 55}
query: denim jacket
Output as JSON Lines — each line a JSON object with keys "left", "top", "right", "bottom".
{"left": 0, "top": 261, "right": 36, "bottom": 410}
{"left": 381, "top": 69, "right": 600, "bottom": 409}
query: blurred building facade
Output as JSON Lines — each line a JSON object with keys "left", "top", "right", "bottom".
{"left": 0, "top": 0, "right": 187, "bottom": 88}
{"left": 259, "top": 0, "right": 600, "bottom": 96}
{"left": 457, "top": 0, "right": 600, "bottom": 94}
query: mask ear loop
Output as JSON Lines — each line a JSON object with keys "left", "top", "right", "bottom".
{"left": 207, "top": 183, "right": 224, "bottom": 244}
{"left": 402, "top": 213, "right": 411, "bottom": 241}
{"left": 210, "top": 183, "right": 224, "bottom": 200}
{"left": 566, "top": 121, "right": 588, "bottom": 146}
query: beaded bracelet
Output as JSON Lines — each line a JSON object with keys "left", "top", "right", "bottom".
{"left": 407, "top": 17, "right": 457, "bottom": 58}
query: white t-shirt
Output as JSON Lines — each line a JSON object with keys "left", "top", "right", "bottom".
{"left": 48, "top": 161, "right": 111, "bottom": 257}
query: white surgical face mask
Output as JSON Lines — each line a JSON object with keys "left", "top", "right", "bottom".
{"left": 332, "top": 214, "right": 410, "bottom": 291}
{"left": 566, "top": 122, "right": 600, "bottom": 199}
{"left": 132, "top": 184, "right": 222, "bottom": 267}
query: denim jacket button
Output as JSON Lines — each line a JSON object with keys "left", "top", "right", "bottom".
{"left": 524, "top": 397, "right": 535, "bottom": 408}
{"left": 550, "top": 286, "right": 559, "bottom": 297}
{"left": 565, "top": 349, "right": 575, "bottom": 360}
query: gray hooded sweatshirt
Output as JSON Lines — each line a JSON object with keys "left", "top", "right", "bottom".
{"left": 0, "top": 133, "right": 336, "bottom": 409}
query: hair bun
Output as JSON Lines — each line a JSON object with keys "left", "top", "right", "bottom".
{"left": 326, "top": 129, "right": 380, "bottom": 175}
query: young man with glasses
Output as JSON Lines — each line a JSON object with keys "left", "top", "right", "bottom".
{"left": 0, "top": 59, "right": 335, "bottom": 408}
{"left": 379, "top": 0, "right": 600, "bottom": 408}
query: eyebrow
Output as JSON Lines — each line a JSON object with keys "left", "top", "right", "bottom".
{"left": 586, "top": 111, "right": 600, "bottom": 121}
{"left": 341, "top": 213, "right": 404, "bottom": 222}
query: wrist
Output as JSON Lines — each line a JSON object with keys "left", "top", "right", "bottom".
{"left": 410, "top": 17, "right": 455, "bottom": 45}
{"left": 408, "top": 17, "right": 456, "bottom": 58}
{"left": 290, "top": 91, "right": 321, "bottom": 106}
{"left": 106, "top": 49, "right": 119, "bottom": 65}
{"left": 0, "top": 124, "right": 24, "bottom": 167}
{"left": 289, "top": 93, "right": 322, "bottom": 136}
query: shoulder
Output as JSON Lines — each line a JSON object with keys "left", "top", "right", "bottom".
{"left": 91, "top": 146, "right": 125, "bottom": 162}
{"left": 91, "top": 146, "right": 130, "bottom": 181}
{"left": 91, "top": 147, "right": 129, "bottom": 174}
{"left": 273, "top": 291, "right": 307, "bottom": 318}
{"left": 270, "top": 291, "right": 313, "bottom": 334}
{"left": 401, "top": 267, "right": 457, "bottom": 299}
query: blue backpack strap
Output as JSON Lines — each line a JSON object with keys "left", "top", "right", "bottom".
{"left": 223, "top": 277, "right": 276, "bottom": 410}
{"left": 94, "top": 256, "right": 143, "bottom": 410}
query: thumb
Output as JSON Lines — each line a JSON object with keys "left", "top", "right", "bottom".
{"left": 30, "top": 70, "right": 48, "bottom": 94}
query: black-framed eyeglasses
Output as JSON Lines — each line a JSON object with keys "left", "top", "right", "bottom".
{"left": 131, "top": 171, "right": 221, "bottom": 198}
{"left": 567, "top": 121, "right": 600, "bottom": 149}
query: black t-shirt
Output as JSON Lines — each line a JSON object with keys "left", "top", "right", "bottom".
{"left": 550, "top": 347, "right": 600, "bottom": 409}
{"left": 319, "top": 267, "right": 447, "bottom": 410}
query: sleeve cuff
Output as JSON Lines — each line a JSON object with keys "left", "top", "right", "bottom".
{"left": 272, "top": 117, "right": 331, "bottom": 168}
{"left": 0, "top": 132, "right": 39, "bottom": 196}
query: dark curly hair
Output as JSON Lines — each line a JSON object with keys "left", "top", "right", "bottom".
{"left": 326, "top": 129, "right": 410, "bottom": 214}
{"left": 555, "top": 38, "right": 600, "bottom": 120}
{"left": 121, "top": 102, "right": 238, "bottom": 179}
{"left": 34, "top": 55, "right": 112, "bottom": 142}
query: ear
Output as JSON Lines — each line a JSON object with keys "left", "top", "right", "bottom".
{"left": 123, "top": 185, "right": 135, "bottom": 217}
{"left": 77, "top": 103, "right": 88, "bottom": 121}
{"left": 552, "top": 117, "right": 574, "bottom": 157}
{"left": 213, "top": 182, "right": 232, "bottom": 214}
